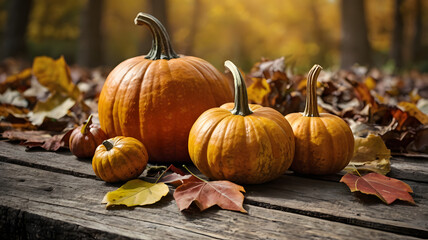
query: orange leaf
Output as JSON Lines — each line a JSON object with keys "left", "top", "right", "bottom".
{"left": 340, "top": 173, "right": 415, "bottom": 205}
{"left": 173, "top": 180, "right": 247, "bottom": 213}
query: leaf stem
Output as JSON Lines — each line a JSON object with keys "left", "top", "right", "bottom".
{"left": 182, "top": 165, "right": 208, "bottom": 183}
{"left": 155, "top": 165, "right": 172, "bottom": 184}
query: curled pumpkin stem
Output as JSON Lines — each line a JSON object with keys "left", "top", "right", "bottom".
{"left": 81, "top": 114, "right": 93, "bottom": 135}
{"left": 225, "top": 60, "right": 253, "bottom": 116}
{"left": 303, "top": 64, "right": 323, "bottom": 117}
{"left": 134, "top": 12, "right": 179, "bottom": 60}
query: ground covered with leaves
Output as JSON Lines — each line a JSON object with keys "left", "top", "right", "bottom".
{"left": 1, "top": 56, "right": 427, "bottom": 157}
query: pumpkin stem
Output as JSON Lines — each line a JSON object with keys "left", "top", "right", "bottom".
{"left": 134, "top": 12, "right": 179, "bottom": 60}
{"left": 303, "top": 64, "right": 323, "bottom": 117}
{"left": 81, "top": 114, "right": 93, "bottom": 135}
{"left": 225, "top": 60, "right": 253, "bottom": 116}
{"left": 102, "top": 140, "right": 114, "bottom": 151}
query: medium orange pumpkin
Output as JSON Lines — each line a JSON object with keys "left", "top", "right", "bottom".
{"left": 285, "top": 65, "right": 354, "bottom": 175}
{"left": 69, "top": 115, "right": 107, "bottom": 158}
{"left": 98, "top": 13, "right": 232, "bottom": 163}
{"left": 188, "top": 60, "right": 295, "bottom": 184}
{"left": 92, "top": 136, "right": 148, "bottom": 183}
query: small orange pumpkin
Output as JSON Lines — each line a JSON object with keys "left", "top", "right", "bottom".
{"left": 98, "top": 13, "right": 233, "bottom": 163}
{"left": 69, "top": 115, "right": 107, "bottom": 158}
{"left": 188, "top": 60, "right": 295, "bottom": 184}
{"left": 92, "top": 136, "right": 148, "bottom": 183}
{"left": 285, "top": 65, "right": 354, "bottom": 175}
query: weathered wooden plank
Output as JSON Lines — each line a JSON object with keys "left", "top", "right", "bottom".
{"left": 389, "top": 156, "right": 428, "bottom": 183}
{"left": 0, "top": 162, "right": 418, "bottom": 240}
{"left": 1, "top": 141, "right": 427, "bottom": 238}
{"left": 245, "top": 174, "right": 428, "bottom": 238}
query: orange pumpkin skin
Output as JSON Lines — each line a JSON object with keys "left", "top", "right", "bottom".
{"left": 69, "top": 115, "right": 107, "bottom": 158}
{"left": 285, "top": 65, "right": 354, "bottom": 175}
{"left": 188, "top": 61, "right": 295, "bottom": 184}
{"left": 92, "top": 136, "right": 148, "bottom": 183}
{"left": 285, "top": 113, "right": 354, "bottom": 175}
{"left": 98, "top": 13, "right": 232, "bottom": 163}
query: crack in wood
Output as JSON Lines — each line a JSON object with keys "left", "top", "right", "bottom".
{"left": 244, "top": 198, "right": 427, "bottom": 239}
{"left": 0, "top": 155, "right": 97, "bottom": 180}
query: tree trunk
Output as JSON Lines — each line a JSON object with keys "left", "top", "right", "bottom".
{"left": 411, "top": 0, "right": 423, "bottom": 64}
{"left": 391, "top": 0, "right": 404, "bottom": 69}
{"left": 139, "top": 0, "right": 169, "bottom": 55}
{"left": 1, "top": 0, "right": 33, "bottom": 60}
{"left": 183, "top": 0, "right": 203, "bottom": 56}
{"left": 340, "top": 0, "right": 371, "bottom": 69}
{"left": 77, "top": 0, "right": 104, "bottom": 68}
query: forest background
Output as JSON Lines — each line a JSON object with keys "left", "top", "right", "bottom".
{"left": 0, "top": 0, "right": 427, "bottom": 73}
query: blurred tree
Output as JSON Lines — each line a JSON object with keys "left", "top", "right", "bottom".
{"left": 390, "top": 0, "right": 403, "bottom": 70}
{"left": 138, "top": 0, "right": 169, "bottom": 55}
{"left": 183, "top": 0, "right": 202, "bottom": 56}
{"left": 77, "top": 0, "right": 104, "bottom": 68}
{"left": 340, "top": 0, "right": 371, "bottom": 69}
{"left": 411, "top": 0, "right": 423, "bottom": 64}
{"left": 1, "top": 0, "right": 33, "bottom": 60}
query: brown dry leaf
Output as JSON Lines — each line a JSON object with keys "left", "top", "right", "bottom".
{"left": 0, "top": 68, "right": 32, "bottom": 93}
{"left": 345, "top": 134, "right": 391, "bottom": 175}
{"left": 173, "top": 180, "right": 246, "bottom": 213}
{"left": 160, "top": 173, "right": 202, "bottom": 187}
{"left": 340, "top": 172, "right": 415, "bottom": 205}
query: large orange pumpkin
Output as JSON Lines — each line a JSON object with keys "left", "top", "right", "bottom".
{"left": 98, "top": 13, "right": 233, "bottom": 163}
{"left": 188, "top": 60, "right": 295, "bottom": 184}
{"left": 285, "top": 65, "right": 354, "bottom": 175}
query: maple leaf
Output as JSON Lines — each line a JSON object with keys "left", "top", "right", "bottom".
{"left": 102, "top": 179, "right": 169, "bottom": 208}
{"left": 173, "top": 180, "right": 247, "bottom": 213}
{"left": 160, "top": 173, "right": 202, "bottom": 187}
{"left": 340, "top": 172, "right": 415, "bottom": 205}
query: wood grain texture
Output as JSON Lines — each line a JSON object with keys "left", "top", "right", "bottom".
{"left": 0, "top": 142, "right": 427, "bottom": 238}
{"left": 0, "top": 161, "right": 418, "bottom": 240}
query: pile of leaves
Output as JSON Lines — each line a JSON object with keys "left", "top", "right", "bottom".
{"left": 0, "top": 56, "right": 109, "bottom": 150}
{"left": 244, "top": 57, "right": 428, "bottom": 155}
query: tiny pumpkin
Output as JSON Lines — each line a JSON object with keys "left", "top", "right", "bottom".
{"left": 69, "top": 115, "right": 107, "bottom": 158}
{"left": 92, "top": 136, "right": 148, "bottom": 183}
{"left": 98, "top": 13, "right": 233, "bottom": 163}
{"left": 188, "top": 60, "right": 295, "bottom": 184}
{"left": 285, "top": 64, "right": 354, "bottom": 175}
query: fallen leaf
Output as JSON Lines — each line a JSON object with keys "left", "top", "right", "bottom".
{"left": 173, "top": 180, "right": 247, "bottom": 213}
{"left": 160, "top": 173, "right": 202, "bottom": 187}
{"left": 28, "top": 93, "right": 75, "bottom": 126}
{"left": 397, "top": 101, "right": 428, "bottom": 125}
{"left": 345, "top": 134, "right": 391, "bottom": 175}
{"left": 32, "top": 56, "right": 81, "bottom": 100}
{"left": 340, "top": 172, "right": 415, "bottom": 205}
{"left": 247, "top": 77, "right": 270, "bottom": 104}
{"left": 102, "top": 179, "right": 169, "bottom": 208}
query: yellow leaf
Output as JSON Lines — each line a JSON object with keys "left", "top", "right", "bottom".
{"left": 102, "top": 179, "right": 169, "bottom": 208}
{"left": 364, "top": 76, "right": 376, "bottom": 90}
{"left": 247, "top": 78, "right": 270, "bottom": 104}
{"left": 32, "top": 56, "right": 81, "bottom": 100}
{"left": 345, "top": 134, "right": 391, "bottom": 175}
{"left": 28, "top": 93, "right": 75, "bottom": 126}
{"left": 398, "top": 101, "right": 428, "bottom": 125}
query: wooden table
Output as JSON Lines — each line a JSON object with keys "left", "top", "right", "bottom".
{"left": 0, "top": 141, "right": 427, "bottom": 239}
